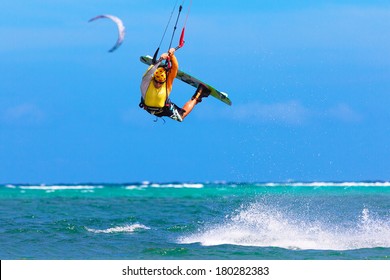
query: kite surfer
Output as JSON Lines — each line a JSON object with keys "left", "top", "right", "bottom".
{"left": 139, "top": 48, "right": 210, "bottom": 122}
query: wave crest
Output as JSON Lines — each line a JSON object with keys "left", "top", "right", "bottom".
{"left": 179, "top": 203, "right": 390, "bottom": 250}
{"left": 86, "top": 223, "right": 150, "bottom": 234}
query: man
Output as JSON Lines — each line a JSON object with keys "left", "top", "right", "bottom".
{"left": 140, "top": 48, "right": 209, "bottom": 122}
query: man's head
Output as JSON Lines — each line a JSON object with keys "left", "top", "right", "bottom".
{"left": 153, "top": 67, "right": 166, "bottom": 88}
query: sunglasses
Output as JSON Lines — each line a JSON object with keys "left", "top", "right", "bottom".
{"left": 154, "top": 79, "right": 165, "bottom": 85}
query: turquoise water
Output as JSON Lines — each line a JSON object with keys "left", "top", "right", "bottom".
{"left": 1, "top": 182, "right": 390, "bottom": 260}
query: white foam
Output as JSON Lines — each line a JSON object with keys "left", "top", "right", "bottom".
{"left": 260, "top": 182, "right": 390, "bottom": 187}
{"left": 124, "top": 183, "right": 204, "bottom": 190}
{"left": 179, "top": 203, "right": 390, "bottom": 251}
{"left": 150, "top": 183, "right": 204, "bottom": 189}
{"left": 19, "top": 185, "right": 103, "bottom": 191}
{"left": 86, "top": 223, "right": 150, "bottom": 234}
{"left": 125, "top": 185, "right": 148, "bottom": 190}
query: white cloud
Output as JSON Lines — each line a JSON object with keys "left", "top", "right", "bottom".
{"left": 232, "top": 100, "right": 309, "bottom": 125}
{"left": 198, "top": 100, "right": 363, "bottom": 126}
{"left": 327, "top": 103, "right": 362, "bottom": 123}
{"left": 1, "top": 103, "right": 45, "bottom": 125}
{"left": 196, "top": 100, "right": 310, "bottom": 126}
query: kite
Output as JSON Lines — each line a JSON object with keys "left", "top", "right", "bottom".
{"left": 89, "top": 15, "right": 125, "bottom": 52}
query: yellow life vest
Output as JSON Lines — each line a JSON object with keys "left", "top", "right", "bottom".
{"left": 144, "top": 82, "right": 167, "bottom": 108}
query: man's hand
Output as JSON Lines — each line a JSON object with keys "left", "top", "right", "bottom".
{"left": 160, "top": 53, "right": 169, "bottom": 60}
{"left": 168, "top": 48, "right": 175, "bottom": 56}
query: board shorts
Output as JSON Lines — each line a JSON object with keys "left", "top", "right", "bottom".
{"left": 139, "top": 99, "right": 184, "bottom": 122}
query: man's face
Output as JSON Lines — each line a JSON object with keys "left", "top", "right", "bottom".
{"left": 153, "top": 79, "right": 164, "bottom": 88}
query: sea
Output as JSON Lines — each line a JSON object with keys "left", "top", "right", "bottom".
{"left": 1, "top": 182, "right": 390, "bottom": 260}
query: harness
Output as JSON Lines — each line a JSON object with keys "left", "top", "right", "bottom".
{"left": 139, "top": 98, "right": 172, "bottom": 117}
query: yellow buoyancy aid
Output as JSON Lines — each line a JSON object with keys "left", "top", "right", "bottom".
{"left": 144, "top": 82, "right": 167, "bottom": 108}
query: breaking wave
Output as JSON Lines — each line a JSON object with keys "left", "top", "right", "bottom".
{"left": 179, "top": 202, "right": 390, "bottom": 251}
{"left": 86, "top": 223, "right": 150, "bottom": 234}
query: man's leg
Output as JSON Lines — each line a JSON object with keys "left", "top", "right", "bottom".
{"left": 181, "top": 84, "right": 210, "bottom": 120}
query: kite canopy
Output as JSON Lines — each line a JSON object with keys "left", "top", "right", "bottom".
{"left": 89, "top": 14, "right": 125, "bottom": 52}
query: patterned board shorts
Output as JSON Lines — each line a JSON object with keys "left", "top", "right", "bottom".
{"left": 140, "top": 100, "right": 184, "bottom": 122}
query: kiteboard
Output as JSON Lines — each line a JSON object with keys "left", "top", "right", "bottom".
{"left": 140, "top": 55, "right": 232, "bottom": 106}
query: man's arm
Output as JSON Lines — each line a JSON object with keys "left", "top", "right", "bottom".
{"left": 140, "top": 61, "right": 162, "bottom": 98}
{"left": 166, "top": 49, "right": 178, "bottom": 94}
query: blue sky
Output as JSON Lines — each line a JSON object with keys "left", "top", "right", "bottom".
{"left": 1, "top": 0, "right": 390, "bottom": 184}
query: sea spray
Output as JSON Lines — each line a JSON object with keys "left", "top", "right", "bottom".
{"left": 179, "top": 202, "right": 390, "bottom": 250}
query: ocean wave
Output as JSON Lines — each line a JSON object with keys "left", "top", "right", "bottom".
{"left": 149, "top": 183, "right": 204, "bottom": 189}
{"left": 3, "top": 182, "right": 390, "bottom": 190}
{"left": 260, "top": 182, "right": 390, "bottom": 187}
{"left": 124, "top": 183, "right": 204, "bottom": 190}
{"left": 18, "top": 185, "right": 104, "bottom": 190}
{"left": 85, "top": 223, "right": 150, "bottom": 234}
{"left": 179, "top": 203, "right": 390, "bottom": 251}
{"left": 13, "top": 185, "right": 104, "bottom": 194}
